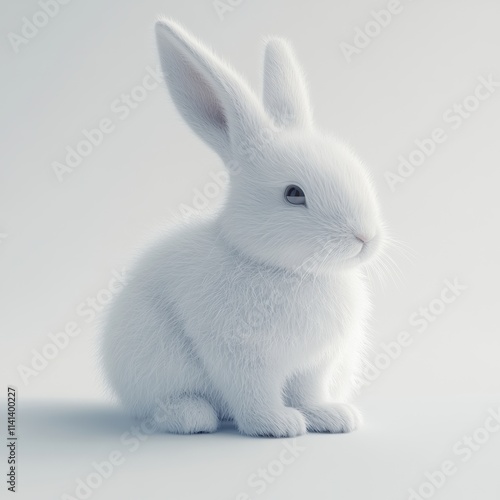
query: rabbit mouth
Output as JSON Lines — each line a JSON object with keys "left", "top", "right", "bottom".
{"left": 356, "top": 242, "right": 367, "bottom": 255}
{"left": 350, "top": 244, "right": 368, "bottom": 261}
{"left": 351, "top": 232, "right": 380, "bottom": 262}
{"left": 355, "top": 239, "right": 382, "bottom": 264}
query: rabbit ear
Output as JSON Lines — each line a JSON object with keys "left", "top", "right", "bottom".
{"left": 262, "top": 38, "right": 313, "bottom": 129}
{"left": 155, "top": 19, "right": 268, "bottom": 159}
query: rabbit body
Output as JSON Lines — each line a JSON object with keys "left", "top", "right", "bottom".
{"left": 103, "top": 218, "right": 368, "bottom": 436}
{"left": 102, "top": 18, "right": 384, "bottom": 436}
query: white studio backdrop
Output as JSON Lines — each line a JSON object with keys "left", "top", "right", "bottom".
{"left": 1, "top": 0, "right": 499, "bottom": 405}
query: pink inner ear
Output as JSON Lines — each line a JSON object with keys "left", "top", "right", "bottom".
{"left": 156, "top": 19, "right": 269, "bottom": 161}
{"left": 179, "top": 55, "right": 228, "bottom": 134}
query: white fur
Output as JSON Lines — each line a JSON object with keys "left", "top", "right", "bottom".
{"left": 101, "top": 18, "right": 386, "bottom": 437}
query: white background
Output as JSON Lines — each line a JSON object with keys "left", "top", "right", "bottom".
{"left": 1, "top": 0, "right": 499, "bottom": 499}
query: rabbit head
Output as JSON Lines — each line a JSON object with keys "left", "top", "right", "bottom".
{"left": 156, "top": 19, "right": 384, "bottom": 273}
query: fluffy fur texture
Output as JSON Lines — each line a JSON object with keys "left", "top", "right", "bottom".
{"left": 101, "top": 18, "right": 386, "bottom": 437}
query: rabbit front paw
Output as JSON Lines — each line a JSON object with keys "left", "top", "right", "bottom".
{"left": 237, "top": 407, "right": 307, "bottom": 437}
{"left": 300, "top": 402, "right": 362, "bottom": 433}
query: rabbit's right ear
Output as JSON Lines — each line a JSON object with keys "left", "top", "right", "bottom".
{"left": 155, "top": 19, "right": 268, "bottom": 160}
{"left": 262, "top": 38, "right": 313, "bottom": 129}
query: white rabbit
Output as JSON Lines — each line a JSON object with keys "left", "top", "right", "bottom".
{"left": 101, "top": 18, "right": 386, "bottom": 437}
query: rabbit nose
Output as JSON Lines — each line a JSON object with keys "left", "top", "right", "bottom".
{"left": 355, "top": 234, "right": 372, "bottom": 244}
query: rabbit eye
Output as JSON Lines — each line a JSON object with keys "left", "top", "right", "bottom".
{"left": 284, "top": 185, "right": 306, "bottom": 206}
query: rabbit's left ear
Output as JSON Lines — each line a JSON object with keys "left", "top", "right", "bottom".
{"left": 262, "top": 38, "right": 313, "bottom": 129}
{"left": 155, "top": 18, "right": 269, "bottom": 161}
